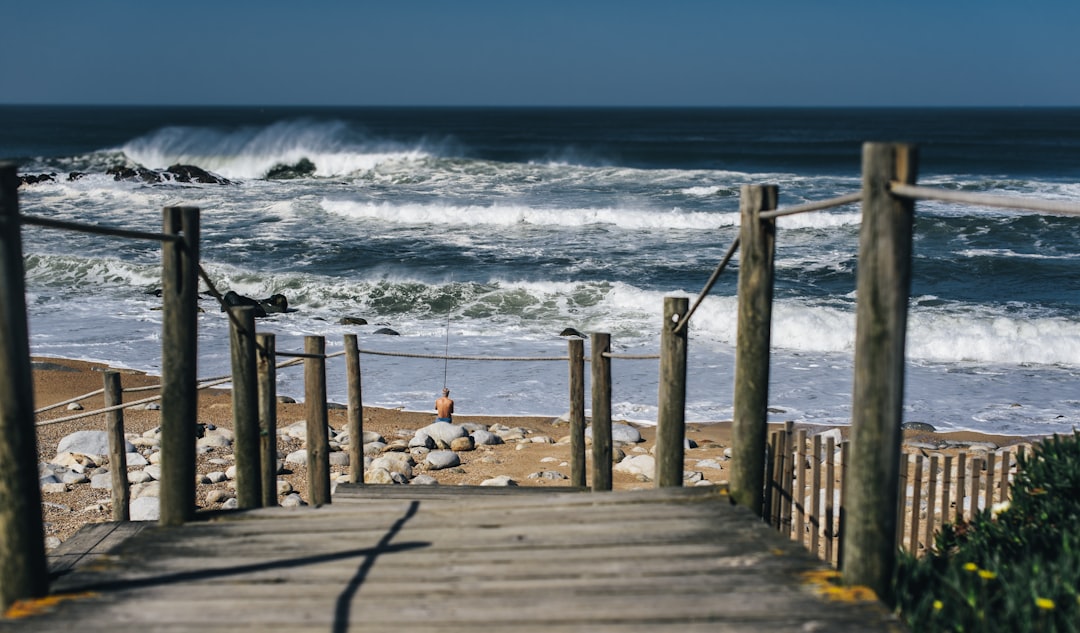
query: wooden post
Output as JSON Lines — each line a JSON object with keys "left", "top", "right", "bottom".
{"left": 257, "top": 333, "right": 278, "bottom": 508}
{"left": 568, "top": 338, "right": 586, "bottom": 488}
{"left": 159, "top": 206, "right": 200, "bottom": 527}
{"left": 941, "top": 455, "right": 953, "bottom": 535}
{"left": 983, "top": 452, "right": 996, "bottom": 511}
{"left": 104, "top": 370, "right": 130, "bottom": 522}
{"left": 305, "top": 336, "right": 331, "bottom": 505}
{"left": 0, "top": 162, "right": 48, "bottom": 608}
{"left": 590, "top": 332, "right": 612, "bottom": 492}
{"left": 998, "top": 450, "right": 1011, "bottom": 502}
{"left": 656, "top": 296, "right": 689, "bottom": 488}
{"left": 896, "top": 453, "right": 908, "bottom": 548}
{"left": 344, "top": 334, "right": 364, "bottom": 485}
{"left": 842, "top": 143, "right": 917, "bottom": 602}
{"left": 229, "top": 306, "right": 260, "bottom": 509}
{"left": 731, "top": 184, "right": 778, "bottom": 516}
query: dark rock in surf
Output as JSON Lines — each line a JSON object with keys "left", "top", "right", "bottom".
{"left": 259, "top": 294, "right": 288, "bottom": 314}
{"left": 266, "top": 158, "right": 316, "bottom": 180}
{"left": 374, "top": 328, "right": 400, "bottom": 336}
{"left": 18, "top": 173, "right": 56, "bottom": 186}
{"left": 165, "top": 164, "right": 231, "bottom": 185}
{"left": 107, "top": 166, "right": 161, "bottom": 183}
{"left": 901, "top": 422, "right": 936, "bottom": 433}
{"left": 221, "top": 291, "right": 267, "bottom": 318}
{"left": 68, "top": 172, "right": 86, "bottom": 181}
{"left": 559, "top": 327, "right": 586, "bottom": 338}
{"left": 339, "top": 316, "right": 368, "bottom": 326}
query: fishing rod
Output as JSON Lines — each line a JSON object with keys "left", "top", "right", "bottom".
{"left": 442, "top": 274, "right": 452, "bottom": 390}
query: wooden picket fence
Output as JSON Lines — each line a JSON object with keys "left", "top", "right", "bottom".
{"left": 765, "top": 421, "right": 1027, "bottom": 565}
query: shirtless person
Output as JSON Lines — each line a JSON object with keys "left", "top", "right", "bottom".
{"left": 435, "top": 387, "right": 454, "bottom": 422}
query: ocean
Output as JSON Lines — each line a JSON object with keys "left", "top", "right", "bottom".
{"left": 4, "top": 105, "right": 1080, "bottom": 436}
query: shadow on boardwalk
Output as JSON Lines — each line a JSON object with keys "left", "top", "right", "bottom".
{"left": 5, "top": 486, "right": 906, "bottom": 632}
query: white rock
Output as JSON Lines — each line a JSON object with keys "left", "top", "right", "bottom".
{"left": 205, "top": 472, "right": 228, "bottom": 484}
{"left": 66, "top": 402, "right": 84, "bottom": 411}
{"left": 425, "top": 450, "right": 461, "bottom": 470}
{"left": 277, "top": 480, "right": 293, "bottom": 495}
{"left": 58, "top": 430, "right": 135, "bottom": 459}
{"left": 696, "top": 459, "right": 725, "bottom": 470}
{"left": 284, "top": 449, "right": 307, "bottom": 465}
{"left": 363, "top": 442, "right": 387, "bottom": 456}
{"left": 370, "top": 453, "right": 415, "bottom": 478}
{"left": 480, "top": 475, "right": 517, "bottom": 487}
{"left": 362, "top": 430, "right": 385, "bottom": 444}
{"left": 471, "top": 430, "right": 503, "bottom": 446}
{"left": 144, "top": 464, "right": 162, "bottom": 480}
{"left": 41, "top": 482, "right": 67, "bottom": 494}
{"left": 225, "top": 465, "right": 237, "bottom": 480}
{"left": 148, "top": 451, "right": 164, "bottom": 464}
{"left": 60, "top": 471, "right": 88, "bottom": 485}
{"left": 128, "top": 471, "right": 154, "bottom": 484}
{"left": 129, "top": 497, "right": 160, "bottom": 521}
{"left": 221, "top": 498, "right": 239, "bottom": 510}
{"left": 614, "top": 455, "right": 656, "bottom": 479}
{"left": 364, "top": 467, "right": 395, "bottom": 484}
{"left": 409, "top": 433, "right": 435, "bottom": 449}
{"left": 281, "top": 493, "right": 306, "bottom": 507}
{"left": 585, "top": 423, "right": 643, "bottom": 444}
{"left": 90, "top": 473, "right": 113, "bottom": 490}
{"left": 329, "top": 452, "right": 350, "bottom": 466}
{"left": 419, "top": 422, "right": 469, "bottom": 445}
{"left": 131, "top": 481, "right": 160, "bottom": 498}
{"left": 197, "top": 434, "right": 232, "bottom": 449}
{"left": 527, "top": 471, "right": 568, "bottom": 480}
{"left": 410, "top": 475, "right": 439, "bottom": 485}
{"left": 124, "top": 452, "right": 149, "bottom": 467}
{"left": 206, "top": 489, "right": 233, "bottom": 504}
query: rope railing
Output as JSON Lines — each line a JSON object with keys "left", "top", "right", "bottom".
{"left": 890, "top": 182, "right": 1080, "bottom": 217}
{"left": 19, "top": 214, "right": 182, "bottom": 243}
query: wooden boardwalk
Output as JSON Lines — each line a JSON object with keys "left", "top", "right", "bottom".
{"left": 3, "top": 485, "right": 905, "bottom": 632}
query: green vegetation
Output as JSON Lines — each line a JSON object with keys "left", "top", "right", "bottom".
{"left": 895, "top": 432, "right": 1080, "bottom": 632}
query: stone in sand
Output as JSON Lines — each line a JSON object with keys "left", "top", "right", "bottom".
{"left": 480, "top": 475, "right": 517, "bottom": 487}
{"left": 425, "top": 450, "right": 461, "bottom": 471}
{"left": 130, "top": 497, "right": 160, "bottom": 521}
{"left": 614, "top": 454, "right": 655, "bottom": 479}
{"left": 57, "top": 430, "right": 135, "bottom": 459}
{"left": 585, "top": 423, "right": 642, "bottom": 444}
{"left": 420, "top": 421, "right": 469, "bottom": 445}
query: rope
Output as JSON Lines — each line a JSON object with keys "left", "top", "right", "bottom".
{"left": 358, "top": 349, "right": 569, "bottom": 362}
{"left": 890, "top": 182, "right": 1080, "bottom": 217}
{"left": 19, "top": 214, "right": 181, "bottom": 243}
{"left": 760, "top": 191, "right": 863, "bottom": 220}
{"left": 673, "top": 236, "right": 741, "bottom": 335}
{"left": 603, "top": 353, "right": 661, "bottom": 360}
{"left": 34, "top": 388, "right": 105, "bottom": 414}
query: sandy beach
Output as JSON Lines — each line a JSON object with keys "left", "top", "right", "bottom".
{"left": 31, "top": 356, "right": 1043, "bottom": 549}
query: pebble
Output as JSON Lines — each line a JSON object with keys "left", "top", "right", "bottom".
{"left": 527, "top": 471, "right": 568, "bottom": 481}
{"left": 411, "top": 475, "right": 438, "bottom": 485}
{"left": 66, "top": 402, "right": 83, "bottom": 411}
{"left": 480, "top": 475, "right": 517, "bottom": 487}
{"left": 281, "top": 493, "right": 306, "bottom": 507}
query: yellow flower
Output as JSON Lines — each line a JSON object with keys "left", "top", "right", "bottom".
{"left": 963, "top": 562, "right": 979, "bottom": 572}
{"left": 978, "top": 569, "right": 998, "bottom": 580}
{"left": 933, "top": 600, "right": 944, "bottom": 611}
{"left": 1035, "top": 597, "right": 1055, "bottom": 610}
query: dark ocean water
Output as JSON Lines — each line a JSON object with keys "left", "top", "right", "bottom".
{"left": 4, "top": 105, "right": 1080, "bottom": 435}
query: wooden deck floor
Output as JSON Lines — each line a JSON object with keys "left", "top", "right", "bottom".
{"left": 3, "top": 485, "right": 905, "bottom": 632}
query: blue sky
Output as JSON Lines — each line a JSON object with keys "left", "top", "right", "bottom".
{"left": 5, "top": 1, "right": 1078, "bottom": 106}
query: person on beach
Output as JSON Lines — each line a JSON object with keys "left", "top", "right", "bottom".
{"left": 435, "top": 387, "right": 454, "bottom": 422}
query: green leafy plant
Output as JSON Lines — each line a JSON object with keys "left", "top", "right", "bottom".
{"left": 895, "top": 431, "right": 1080, "bottom": 632}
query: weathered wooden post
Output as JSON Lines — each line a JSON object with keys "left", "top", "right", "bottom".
{"left": 256, "top": 333, "right": 278, "bottom": 508}
{"left": 305, "top": 336, "right": 332, "bottom": 505}
{"left": 656, "top": 296, "right": 689, "bottom": 488}
{"left": 344, "top": 333, "right": 364, "bottom": 485}
{"left": 568, "top": 338, "right": 586, "bottom": 488}
{"left": 159, "top": 206, "right": 199, "bottom": 527}
{"left": 104, "top": 370, "right": 130, "bottom": 522}
{"left": 842, "top": 143, "right": 917, "bottom": 603}
{"left": 0, "top": 162, "right": 49, "bottom": 608}
{"left": 730, "top": 184, "right": 778, "bottom": 516}
{"left": 590, "top": 332, "right": 613, "bottom": 491}
{"left": 229, "top": 306, "right": 260, "bottom": 509}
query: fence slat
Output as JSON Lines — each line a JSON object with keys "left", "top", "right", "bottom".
{"left": 908, "top": 455, "right": 923, "bottom": 553}
{"left": 810, "top": 435, "right": 822, "bottom": 556}
{"left": 230, "top": 306, "right": 260, "bottom": 509}
{"left": 983, "top": 452, "right": 997, "bottom": 511}
{"left": 998, "top": 450, "right": 1011, "bottom": 503}
{"left": 780, "top": 421, "right": 795, "bottom": 535}
{"left": 956, "top": 452, "right": 968, "bottom": 523}
{"left": 824, "top": 437, "right": 836, "bottom": 566}
{"left": 794, "top": 430, "right": 807, "bottom": 546}
{"left": 941, "top": 455, "right": 952, "bottom": 536}
{"left": 568, "top": 339, "right": 586, "bottom": 488}
{"left": 924, "top": 455, "right": 938, "bottom": 552}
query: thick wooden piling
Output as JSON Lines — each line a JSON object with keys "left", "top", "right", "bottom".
{"left": 590, "top": 332, "right": 612, "bottom": 492}
{"left": 842, "top": 143, "right": 917, "bottom": 602}
{"left": 0, "top": 162, "right": 48, "bottom": 608}
{"left": 104, "top": 370, "right": 130, "bottom": 522}
{"left": 344, "top": 334, "right": 364, "bottom": 485}
{"left": 159, "top": 206, "right": 200, "bottom": 527}
{"left": 256, "top": 333, "right": 278, "bottom": 508}
{"left": 730, "top": 184, "right": 778, "bottom": 516}
{"left": 305, "top": 336, "right": 331, "bottom": 505}
{"left": 568, "top": 338, "right": 586, "bottom": 488}
{"left": 229, "top": 306, "right": 260, "bottom": 509}
{"left": 656, "top": 296, "right": 689, "bottom": 488}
